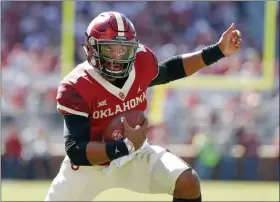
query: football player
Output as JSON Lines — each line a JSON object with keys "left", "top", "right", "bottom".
{"left": 45, "top": 12, "right": 241, "bottom": 201}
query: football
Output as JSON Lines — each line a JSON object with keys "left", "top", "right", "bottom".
{"left": 103, "top": 110, "right": 146, "bottom": 142}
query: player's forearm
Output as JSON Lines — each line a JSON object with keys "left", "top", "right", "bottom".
{"left": 85, "top": 142, "right": 109, "bottom": 165}
{"left": 68, "top": 139, "right": 130, "bottom": 166}
{"left": 182, "top": 43, "right": 225, "bottom": 76}
{"left": 64, "top": 114, "right": 131, "bottom": 166}
{"left": 181, "top": 50, "right": 205, "bottom": 76}
{"left": 86, "top": 139, "right": 131, "bottom": 165}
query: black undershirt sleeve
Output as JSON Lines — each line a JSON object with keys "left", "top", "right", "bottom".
{"left": 64, "top": 114, "right": 92, "bottom": 166}
{"left": 149, "top": 55, "right": 186, "bottom": 87}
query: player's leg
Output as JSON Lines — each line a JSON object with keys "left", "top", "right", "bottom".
{"left": 147, "top": 145, "right": 201, "bottom": 201}
{"left": 160, "top": 151, "right": 201, "bottom": 201}
{"left": 114, "top": 145, "right": 201, "bottom": 201}
{"left": 45, "top": 156, "right": 115, "bottom": 201}
{"left": 110, "top": 145, "right": 167, "bottom": 194}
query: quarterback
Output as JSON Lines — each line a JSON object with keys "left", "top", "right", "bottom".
{"left": 45, "top": 12, "right": 241, "bottom": 201}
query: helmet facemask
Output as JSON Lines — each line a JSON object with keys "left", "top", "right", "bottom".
{"left": 84, "top": 33, "right": 139, "bottom": 79}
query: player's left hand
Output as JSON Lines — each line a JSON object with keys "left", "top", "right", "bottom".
{"left": 217, "top": 23, "right": 242, "bottom": 56}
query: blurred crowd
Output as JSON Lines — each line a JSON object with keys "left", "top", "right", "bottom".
{"left": 75, "top": 1, "right": 279, "bottom": 77}
{"left": 1, "top": 2, "right": 279, "bottom": 179}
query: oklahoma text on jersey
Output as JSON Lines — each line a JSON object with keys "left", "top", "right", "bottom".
{"left": 92, "top": 91, "right": 146, "bottom": 119}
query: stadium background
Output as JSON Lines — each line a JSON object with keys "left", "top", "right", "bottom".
{"left": 1, "top": 1, "right": 279, "bottom": 201}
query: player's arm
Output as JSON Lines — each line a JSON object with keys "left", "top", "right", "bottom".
{"left": 64, "top": 114, "right": 130, "bottom": 166}
{"left": 149, "top": 24, "right": 241, "bottom": 87}
{"left": 149, "top": 44, "right": 224, "bottom": 87}
{"left": 57, "top": 83, "right": 130, "bottom": 166}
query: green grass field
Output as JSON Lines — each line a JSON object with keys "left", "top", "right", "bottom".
{"left": 1, "top": 180, "right": 279, "bottom": 201}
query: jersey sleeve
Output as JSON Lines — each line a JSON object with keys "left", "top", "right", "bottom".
{"left": 56, "top": 83, "right": 90, "bottom": 117}
{"left": 138, "top": 45, "right": 159, "bottom": 80}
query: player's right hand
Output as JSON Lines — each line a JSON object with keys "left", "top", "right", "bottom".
{"left": 121, "top": 117, "right": 148, "bottom": 150}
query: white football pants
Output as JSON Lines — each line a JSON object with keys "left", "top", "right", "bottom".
{"left": 45, "top": 144, "right": 189, "bottom": 201}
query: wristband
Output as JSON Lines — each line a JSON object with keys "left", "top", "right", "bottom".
{"left": 201, "top": 43, "right": 225, "bottom": 66}
{"left": 105, "top": 139, "right": 129, "bottom": 161}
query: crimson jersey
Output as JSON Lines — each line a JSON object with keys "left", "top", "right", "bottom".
{"left": 57, "top": 44, "right": 158, "bottom": 142}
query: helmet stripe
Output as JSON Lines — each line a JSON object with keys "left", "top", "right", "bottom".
{"left": 113, "top": 12, "right": 125, "bottom": 36}
{"left": 86, "top": 18, "right": 97, "bottom": 35}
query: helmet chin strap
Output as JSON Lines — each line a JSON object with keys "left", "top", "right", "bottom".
{"left": 103, "top": 74, "right": 117, "bottom": 83}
